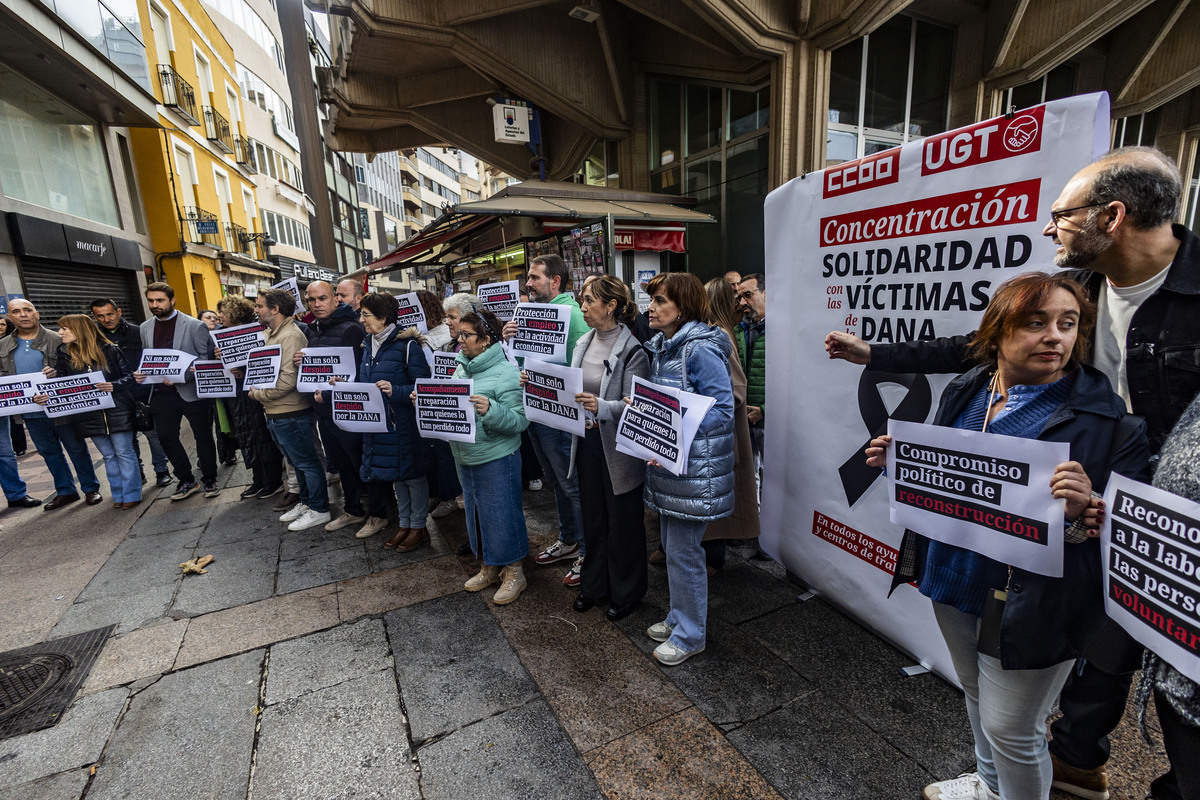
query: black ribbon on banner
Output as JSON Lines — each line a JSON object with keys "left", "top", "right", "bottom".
{"left": 838, "top": 370, "right": 933, "bottom": 506}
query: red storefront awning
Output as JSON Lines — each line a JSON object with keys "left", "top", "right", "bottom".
{"left": 613, "top": 228, "right": 685, "bottom": 252}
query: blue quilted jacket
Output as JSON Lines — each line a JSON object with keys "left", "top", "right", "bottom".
{"left": 642, "top": 321, "right": 735, "bottom": 522}
{"left": 358, "top": 327, "right": 430, "bottom": 482}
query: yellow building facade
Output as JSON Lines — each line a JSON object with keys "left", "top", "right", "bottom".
{"left": 131, "top": 0, "right": 264, "bottom": 315}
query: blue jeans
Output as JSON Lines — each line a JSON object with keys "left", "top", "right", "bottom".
{"left": 394, "top": 476, "right": 430, "bottom": 529}
{"left": 266, "top": 415, "right": 328, "bottom": 513}
{"left": 92, "top": 432, "right": 141, "bottom": 503}
{"left": 528, "top": 421, "right": 584, "bottom": 554}
{"left": 460, "top": 451, "right": 528, "bottom": 566}
{"left": 661, "top": 515, "right": 710, "bottom": 652}
{"left": 0, "top": 418, "right": 27, "bottom": 501}
{"left": 933, "top": 602, "right": 1074, "bottom": 800}
{"left": 24, "top": 414, "right": 100, "bottom": 495}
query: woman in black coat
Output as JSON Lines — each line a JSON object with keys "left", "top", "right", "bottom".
{"left": 40, "top": 314, "right": 141, "bottom": 508}
{"left": 217, "top": 296, "right": 284, "bottom": 498}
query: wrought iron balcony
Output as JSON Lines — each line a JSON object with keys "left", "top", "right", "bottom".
{"left": 181, "top": 207, "right": 222, "bottom": 247}
{"left": 224, "top": 222, "right": 249, "bottom": 254}
{"left": 203, "top": 106, "right": 235, "bottom": 154}
{"left": 235, "top": 135, "right": 256, "bottom": 172}
{"left": 157, "top": 64, "right": 199, "bottom": 125}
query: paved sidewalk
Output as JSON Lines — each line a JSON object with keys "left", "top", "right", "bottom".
{"left": 0, "top": 449, "right": 1173, "bottom": 799}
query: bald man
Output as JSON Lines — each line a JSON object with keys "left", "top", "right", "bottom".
{"left": 302, "top": 280, "right": 367, "bottom": 532}
{"left": 1, "top": 299, "right": 101, "bottom": 509}
{"left": 826, "top": 146, "right": 1198, "bottom": 800}
{"left": 336, "top": 279, "right": 364, "bottom": 311}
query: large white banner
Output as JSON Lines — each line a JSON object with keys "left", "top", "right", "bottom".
{"left": 761, "top": 93, "right": 1110, "bottom": 681}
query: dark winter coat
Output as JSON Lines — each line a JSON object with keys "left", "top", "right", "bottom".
{"left": 226, "top": 386, "right": 278, "bottom": 471}
{"left": 53, "top": 343, "right": 135, "bottom": 437}
{"left": 888, "top": 364, "right": 1151, "bottom": 670}
{"left": 359, "top": 328, "right": 430, "bottom": 482}
{"left": 305, "top": 303, "right": 365, "bottom": 418}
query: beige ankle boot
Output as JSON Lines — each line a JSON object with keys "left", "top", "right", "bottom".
{"left": 464, "top": 564, "right": 501, "bottom": 592}
{"left": 493, "top": 562, "right": 527, "bottom": 605}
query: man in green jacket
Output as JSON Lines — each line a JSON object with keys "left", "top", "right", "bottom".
{"left": 502, "top": 254, "right": 589, "bottom": 586}
{"left": 737, "top": 273, "right": 766, "bottom": 482}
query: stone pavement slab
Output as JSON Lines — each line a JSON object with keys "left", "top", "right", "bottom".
{"left": 0, "top": 688, "right": 128, "bottom": 790}
{"left": 419, "top": 699, "right": 603, "bottom": 800}
{"left": 49, "top": 582, "right": 177, "bottom": 639}
{"left": 276, "top": 542, "right": 370, "bottom": 595}
{"left": 264, "top": 618, "right": 393, "bottom": 705}
{"left": 169, "top": 531, "right": 280, "bottom": 617}
{"left": 84, "top": 650, "right": 262, "bottom": 800}
{"left": 173, "top": 585, "right": 338, "bottom": 669}
{"left": 79, "top": 619, "right": 188, "bottom": 696}
{"left": 385, "top": 592, "right": 538, "bottom": 743}
{"left": 199, "top": 496, "right": 284, "bottom": 545}
{"left": 727, "top": 691, "right": 941, "bottom": 800}
{"left": 74, "top": 525, "right": 199, "bottom": 602}
{"left": 0, "top": 768, "right": 89, "bottom": 800}
{"left": 128, "top": 500, "right": 217, "bottom": 537}
{"left": 335, "top": 554, "right": 463, "bottom": 621}
{"left": 585, "top": 707, "right": 786, "bottom": 800}
{"left": 253, "top": 669, "right": 419, "bottom": 800}
{"left": 278, "top": 524, "right": 358, "bottom": 561}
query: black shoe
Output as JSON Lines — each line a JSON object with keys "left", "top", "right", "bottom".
{"left": 171, "top": 481, "right": 199, "bottom": 501}
{"left": 573, "top": 595, "right": 597, "bottom": 613}
{"left": 13, "top": 450, "right": 24, "bottom": 456}
{"left": 457, "top": 542, "right": 473, "bottom": 556}
{"left": 221, "top": 458, "right": 237, "bottom": 467}
{"left": 240, "top": 483, "right": 263, "bottom": 499}
{"left": 606, "top": 602, "right": 638, "bottom": 621}
{"left": 255, "top": 484, "right": 283, "bottom": 499}
{"left": 8, "top": 495, "right": 41, "bottom": 508}
{"left": 203, "top": 481, "right": 220, "bottom": 498}
{"left": 155, "top": 473, "right": 173, "bottom": 488}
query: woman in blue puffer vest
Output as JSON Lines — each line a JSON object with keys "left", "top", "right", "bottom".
{"left": 641, "top": 272, "right": 735, "bottom": 666}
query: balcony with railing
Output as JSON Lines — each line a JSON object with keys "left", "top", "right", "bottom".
{"left": 157, "top": 64, "right": 199, "bottom": 126}
{"left": 224, "top": 222, "right": 249, "bottom": 254}
{"left": 181, "top": 207, "right": 222, "bottom": 248}
{"left": 203, "top": 106, "right": 235, "bottom": 154}
{"left": 235, "top": 136, "right": 256, "bottom": 172}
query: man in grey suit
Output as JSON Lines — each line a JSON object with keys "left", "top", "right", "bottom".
{"left": 132, "top": 282, "right": 218, "bottom": 500}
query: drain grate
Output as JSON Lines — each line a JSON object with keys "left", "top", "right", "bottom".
{"left": 0, "top": 625, "right": 115, "bottom": 741}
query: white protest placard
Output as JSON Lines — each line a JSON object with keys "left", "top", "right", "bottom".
{"left": 137, "top": 349, "right": 197, "bottom": 384}
{"left": 210, "top": 322, "right": 267, "bottom": 368}
{"left": 510, "top": 302, "right": 570, "bottom": 364}
{"left": 0, "top": 372, "right": 49, "bottom": 417}
{"left": 760, "top": 93, "right": 1110, "bottom": 683}
{"left": 395, "top": 292, "right": 428, "bottom": 332}
{"left": 1102, "top": 473, "right": 1200, "bottom": 683}
{"left": 615, "top": 377, "right": 687, "bottom": 475}
{"left": 886, "top": 419, "right": 1069, "bottom": 577}
{"left": 330, "top": 381, "right": 389, "bottom": 433}
{"left": 432, "top": 351, "right": 460, "bottom": 380}
{"left": 271, "top": 277, "right": 303, "bottom": 312}
{"left": 193, "top": 360, "right": 238, "bottom": 398}
{"left": 243, "top": 345, "right": 283, "bottom": 391}
{"left": 415, "top": 379, "right": 475, "bottom": 443}
{"left": 478, "top": 280, "right": 520, "bottom": 321}
{"left": 522, "top": 359, "right": 584, "bottom": 437}
{"left": 297, "top": 347, "right": 356, "bottom": 393}
{"left": 37, "top": 371, "right": 116, "bottom": 419}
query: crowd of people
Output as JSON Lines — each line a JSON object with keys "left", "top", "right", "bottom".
{"left": 4, "top": 142, "right": 1200, "bottom": 799}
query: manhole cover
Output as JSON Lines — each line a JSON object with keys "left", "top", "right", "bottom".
{"left": 0, "top": 653, "right": 74, "bottom": 720}
{"left": 0, "top": 625, "right": 114, "bottom": 741}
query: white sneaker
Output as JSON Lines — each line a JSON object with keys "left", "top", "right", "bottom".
{"left": 646, "top": 621, "right": 673, "bottom": 642}
{"left": 430, "top": 499, "right": 458, "bottom": 518}
{"left": 652, "top": 640, "right": 703, "bottom": 666}
{"left": 923, "top": 773, "right": 1000, "bottom": 800}
{"left": 527, "top": 479, "right": 543, "bottom": 491}
{"left": 288, "top": 508, "right": 332, "bottom": 532}
{"left": 324, "top": 511, "right": 366, "bottom": 532}
{"left": 280, "top": 502, "right": 309, "bottom": 523}
{"left": 534, "top": 540, "right": 579, "bottom": 565}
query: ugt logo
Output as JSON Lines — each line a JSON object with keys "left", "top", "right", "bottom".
{"left": 504, "top": 106, "right": 516, "bottom": 126}
{"left": 1004, "top": 114, "right": 1039, "bottom": 152}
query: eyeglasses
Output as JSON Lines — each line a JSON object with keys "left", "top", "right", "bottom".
{"left": 736, "top": 290, "right": 757, "bottom": 301}
{"left": 359, "top": 311, "right": 375, "bottom": 319}
{"left": 456, "top": 330, "right": 483, "bottom": 341}
{"left": 1049, "top": 202, "right": 1108, "bottom": 227}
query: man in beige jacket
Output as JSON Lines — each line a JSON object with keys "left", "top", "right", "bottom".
{"left": 249, "top": 288, "right": 330, "bottom": 531}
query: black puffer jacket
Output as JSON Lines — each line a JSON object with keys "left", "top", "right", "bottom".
{"left": 53, "top": 343, "right": 135, "bottom": 437}
{"left": 225, "top": 386, "right": 278, "bottom": 470}
{"left": 305, "top": 303, "right": 365, "bottom": 418}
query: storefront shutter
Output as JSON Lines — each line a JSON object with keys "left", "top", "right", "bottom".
{"left": 20, "top": 261, "right": 144, "bottom": 327}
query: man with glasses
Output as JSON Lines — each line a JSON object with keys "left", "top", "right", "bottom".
{"left": 737, "top": 274, "right": 767, "bottom": 483}
{"left": 826, "top": 146, "right": 1198, "bottom": 800}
